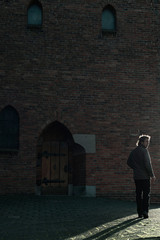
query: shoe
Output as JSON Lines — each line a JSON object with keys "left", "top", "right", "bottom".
{"left": 138, "top": 214, "right": 143, "bottom": 218}
{"left": 143, "top": 211, "right": 149, "bottom": 218}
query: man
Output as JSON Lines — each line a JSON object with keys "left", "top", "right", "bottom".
{"left": 127, "top": 134, "right": 155, "bottom": 218}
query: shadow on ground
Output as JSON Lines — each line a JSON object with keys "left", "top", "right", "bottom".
{"left": 0, "top": 195, "right": 159, "bottom": 240}
{"left": 80, "top": 218, "right": 142, "bottom": 240}
{"left": 135, "top": 238, "right": 160, "bottom": 240}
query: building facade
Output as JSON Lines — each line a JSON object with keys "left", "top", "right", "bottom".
{"left": 0, "top": 0, "right": 160, "bottom": 201}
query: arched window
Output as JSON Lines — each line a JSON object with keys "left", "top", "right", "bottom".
{"left": 102, "top": 5, "right": 116, "bottom": 32}
{"left": 27, "top": 1, "right": 42, "bottom": 26}
{"left": 0, "top": 106, "right": 19, "bottom": 151}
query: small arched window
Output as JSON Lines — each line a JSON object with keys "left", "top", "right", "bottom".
{"left": 27, "top": 1, "right": 42, "bottom": 26}
{"left": 0, "top": 106, "right": 19, "bottom": 151}
{"left": 102, "top": 5, "right": 116, "bottom": 32}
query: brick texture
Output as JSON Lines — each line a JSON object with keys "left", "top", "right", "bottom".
{"left": 0, "top": 0, "right": 160, "bottom": 201}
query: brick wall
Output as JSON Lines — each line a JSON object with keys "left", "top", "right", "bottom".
{"left": 0, "top": 0, "right": 160, "bottom": 201}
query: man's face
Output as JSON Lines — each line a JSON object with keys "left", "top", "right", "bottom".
{"left": 142, "top": 138, "right": 150, "bottom": 148}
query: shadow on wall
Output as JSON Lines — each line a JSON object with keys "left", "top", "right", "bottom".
{"left": 72, "top": 142, "right": 86, "bottom": 195}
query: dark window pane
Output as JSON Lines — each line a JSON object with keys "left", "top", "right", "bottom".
{"left": 0, "top": 106, "right": 19, "bottom": 150}
{"left": 102, "top": 9, "right": 116, "bottom": 31}
{"left": 28, "top": 4, "right": 42, "bottom": 25}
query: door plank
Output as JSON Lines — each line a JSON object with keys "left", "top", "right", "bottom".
{"left": 50, "top": 141, "right": 60, "bottom": 187}
{"left": 42, "top": 142, "right": 50, "bottom": 188}
{"left": 60, "top": 141, "right": 68, "bottom": 187}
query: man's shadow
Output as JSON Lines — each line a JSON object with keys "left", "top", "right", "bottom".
{"left": 136, "top": 238, "right": 160, "bottom": 240}
{"left": 84, "top": 217, "right": 143, "bottom": 240}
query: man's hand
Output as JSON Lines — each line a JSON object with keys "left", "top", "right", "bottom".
{"left": 151, "top": 176, "right": 156, "bottom": 183}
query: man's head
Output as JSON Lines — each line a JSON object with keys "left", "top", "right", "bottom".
{"left": 136, "top": 134, "right": 151, "bottom": 148}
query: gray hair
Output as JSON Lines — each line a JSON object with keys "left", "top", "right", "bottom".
{"left": 136, "top": 134, "right": 151, "bottom": 146}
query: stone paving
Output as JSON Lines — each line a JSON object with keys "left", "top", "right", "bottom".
{"left": 0, "top": 195, "right": 160, "bottom": 240}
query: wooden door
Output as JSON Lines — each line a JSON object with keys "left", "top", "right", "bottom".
{"left": 41, "top": 141, "right": 68, "bottom": 195}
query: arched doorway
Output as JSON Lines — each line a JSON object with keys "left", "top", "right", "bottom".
{"left": 36, "top": 121, "right": 75, "bottom": 195}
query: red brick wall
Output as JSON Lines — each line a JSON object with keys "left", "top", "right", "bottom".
{"left": 0, "top": 0, "right": 160, "bottom": 201}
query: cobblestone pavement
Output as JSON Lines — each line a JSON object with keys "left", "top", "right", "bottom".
{"left": 0, "top": 195, "right": 160, "bottom": 240}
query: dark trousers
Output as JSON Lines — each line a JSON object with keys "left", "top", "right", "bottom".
{"left": 134, "top": 179, "right": 150, "bottom": 215}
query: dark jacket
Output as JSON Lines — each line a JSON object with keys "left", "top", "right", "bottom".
{"left": 127, "top": 145, "right": 154, "bottom": 179}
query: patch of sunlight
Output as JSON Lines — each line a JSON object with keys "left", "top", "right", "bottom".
{"left": 64, "top": 208, "right": 160, "bottom": 240}
{"left": 65, "top": 215, "right": 139, "bottom": 240}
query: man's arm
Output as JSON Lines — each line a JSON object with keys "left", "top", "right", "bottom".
{"left": 144, "top": 149, "right": 155, "bottom": 177}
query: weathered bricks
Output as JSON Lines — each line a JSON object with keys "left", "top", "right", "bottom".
{"left": 0, "top": 0, "right": 160, "bottom": 201}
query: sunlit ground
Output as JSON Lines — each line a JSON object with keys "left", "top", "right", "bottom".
{"left": 0, "top": 196, "right": 160, "bottom": 240}
{"left": 65, "top": 208, "right": 160, "bottom": 240}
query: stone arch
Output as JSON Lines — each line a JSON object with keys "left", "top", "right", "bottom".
{"left": 36, "top": 121, "right": 86, "bottom": 196}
